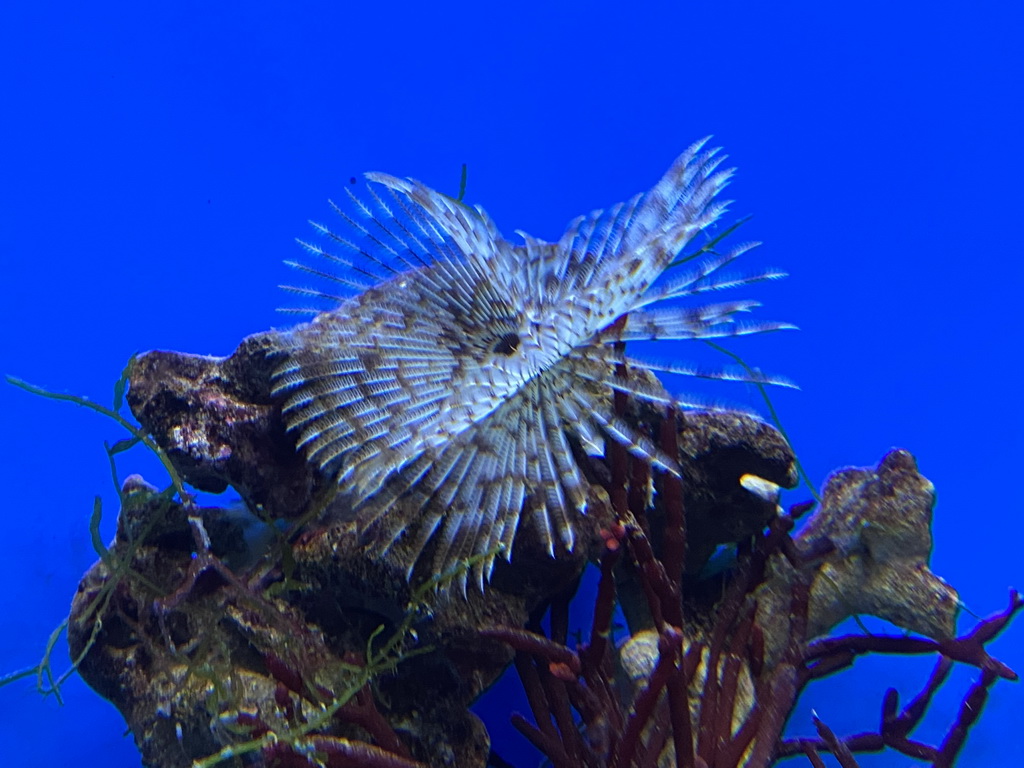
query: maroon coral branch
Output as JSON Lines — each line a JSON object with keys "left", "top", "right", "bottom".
{"left": 694, "top": 602, "right": 756, "bottom": 765}
{"left": 934, "top": 668, "right": 999, "bottom": 768}
{"left": 265, "top": 651, "right": 307, "bottom": 696}
{"left": 667, "top": 643, "right": 705, "bottom": 768}
{"left": 800, "top": 742, "right": 828, "bottom": 768}
{"left": 262, "top": 649, "right": 414, "bottom": 760}
{"left": 264, "top": 736, "right": 424, "bottom": 767}
{"left": 896, "top": 657, "right": 953, "bottom": 733}
{"left": 851, "top": 655, "right": 954, "bottom": 763}
{"left": 549, "top": 577, "right": 579, "bottom": 647}
{"left": 695, "top": 650, "right": 722, "bottom": 766}
{"left": 539, "top": 663, "right": 585, "bottom": 766}
{"left": 799, "top": 648, "right": 855, "bottom": 686}
{"left": 747, "top": 664, "right": 798, "bottom": 767}
{"left": 512, "top": 652, "right": 565, "bottom": 754}
{"left": 626, "top": 522, "right": 678, "bottom": 629}
{"left": 804, "top": 590, "right": 1022, "bottom": 683}
{"left": 480, "top": 627, "right": 582, "bottom": 676}
{"left": 340, "top": 684, "right": 414, "bottom": 759}
{"left": 666, "top": 665, "right": 696, "bottom": 768}
{"left": 510, "top": 713, "right": 575, "bottom": 768}
{"left": 811, "top": 716, "right": 861, "bottom": 768}
{"left": 582, "top": 527, "right": 623, "bottom": 673}
{"left": 748, "top": 623, "right": 765, "bottom": 678}
{"left": 628, "top": 432, "right": 653, "bottom": 530}
{"left": 964, "top": 590, "right": 1023, "bottom": 644}
{"left": 611, "top": 626, "right": 684, "bottom": 768}
{"left": 937, "top": 591, "right": 1022, "bottom": 680}
{"left": 658, "top": 406, "right": 687, "bottom": 582}
{"left": 717, "top": 702, "right": 761, "bottom": 768}
{"left": 487, "top": 366, "right": 1019, "bottom": 768}
{"left": 779, "top": 593, "right": 1022, "bottom": 766}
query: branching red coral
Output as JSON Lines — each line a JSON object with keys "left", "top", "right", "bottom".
{"left": 484, "top": 406, "right": 1020, "bottom": 768}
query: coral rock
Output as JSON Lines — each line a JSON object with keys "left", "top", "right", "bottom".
{"left": 65, "top": 331, "right": 800, "bottom": 768}
{"left": 756, "top": 449, "right": 959, "bottom": 666}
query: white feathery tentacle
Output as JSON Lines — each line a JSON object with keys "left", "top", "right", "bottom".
{"left": 272, "top": 139, "right": 794, "bottom": 590}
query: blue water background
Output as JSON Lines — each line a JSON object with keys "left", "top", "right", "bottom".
{"left": 2, "top": 2, "right": 1022, "bottom": 765}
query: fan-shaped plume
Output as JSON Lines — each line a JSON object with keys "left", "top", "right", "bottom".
{"left": 273, "top": 138, "right": 793, "bottom": 591}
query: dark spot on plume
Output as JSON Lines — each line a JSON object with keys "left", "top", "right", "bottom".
{"left": 358, "top": 351, "right": 384, "bottom": 372}
{"left": 493, "top": 333, "right": 521, "bottom": 356}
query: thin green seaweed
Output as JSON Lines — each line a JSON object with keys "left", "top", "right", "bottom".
{"left": 669, "top": 214, "right": 753, "bottom": 268}
{"left": 5, "top": 360, "right": 189, "bottom": 503}
{"left": 191, "top": 546, "right": 499, "bottom": 768}
{"left": 457, "top": 162, "right": 468, "bottom": 202}
{"left": 1, "top": 357, "right": 472, "bottom": 768}
{"left": 702, "top": 339, "right": 820, "bottom": 501}
{"left": 1, "top": 358, "right": 191, "bottom": 701}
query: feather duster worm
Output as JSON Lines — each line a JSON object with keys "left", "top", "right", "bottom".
{"left": 273, "top": 139, "right": 794, "bottom": 590}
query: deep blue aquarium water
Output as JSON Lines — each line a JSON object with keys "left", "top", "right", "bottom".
{"left": 1, "top": 2, "right": 1022, "bottom": 766}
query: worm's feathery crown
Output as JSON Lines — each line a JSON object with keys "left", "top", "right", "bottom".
{"left": 273, "top": 139, "right": 794, "bottom": 591}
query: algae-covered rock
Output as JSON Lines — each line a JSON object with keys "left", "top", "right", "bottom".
{"left": 67, "top": 331, "right": 798, "bottom": 767}
{"left": 69, "top": 331, "right": 967, "bottom": 767}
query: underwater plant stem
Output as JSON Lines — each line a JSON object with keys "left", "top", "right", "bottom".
{"left": 457, "top": 163, "right": 467, "bottom": 202}
{"left": 699, "top": 341, "right": 820, "bottom": 502}
{"left": 668, "top": 215, "right": 753, "bottom": 268}
{"left": 5, "top": 374, "right": 190, "bottom": 503}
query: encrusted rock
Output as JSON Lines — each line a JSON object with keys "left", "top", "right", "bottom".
{"left": 126, "top": 332, "right": 317, "bottom": 522}
{"left": 67, "top": 331, "right": 800, "bottom": 768}
{"left": 755, "top": 449, "right": 959, "bottom": 666}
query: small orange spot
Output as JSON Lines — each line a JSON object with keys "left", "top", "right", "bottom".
{"left": 548, "top": 662, "right": 575, "bottom": 681}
